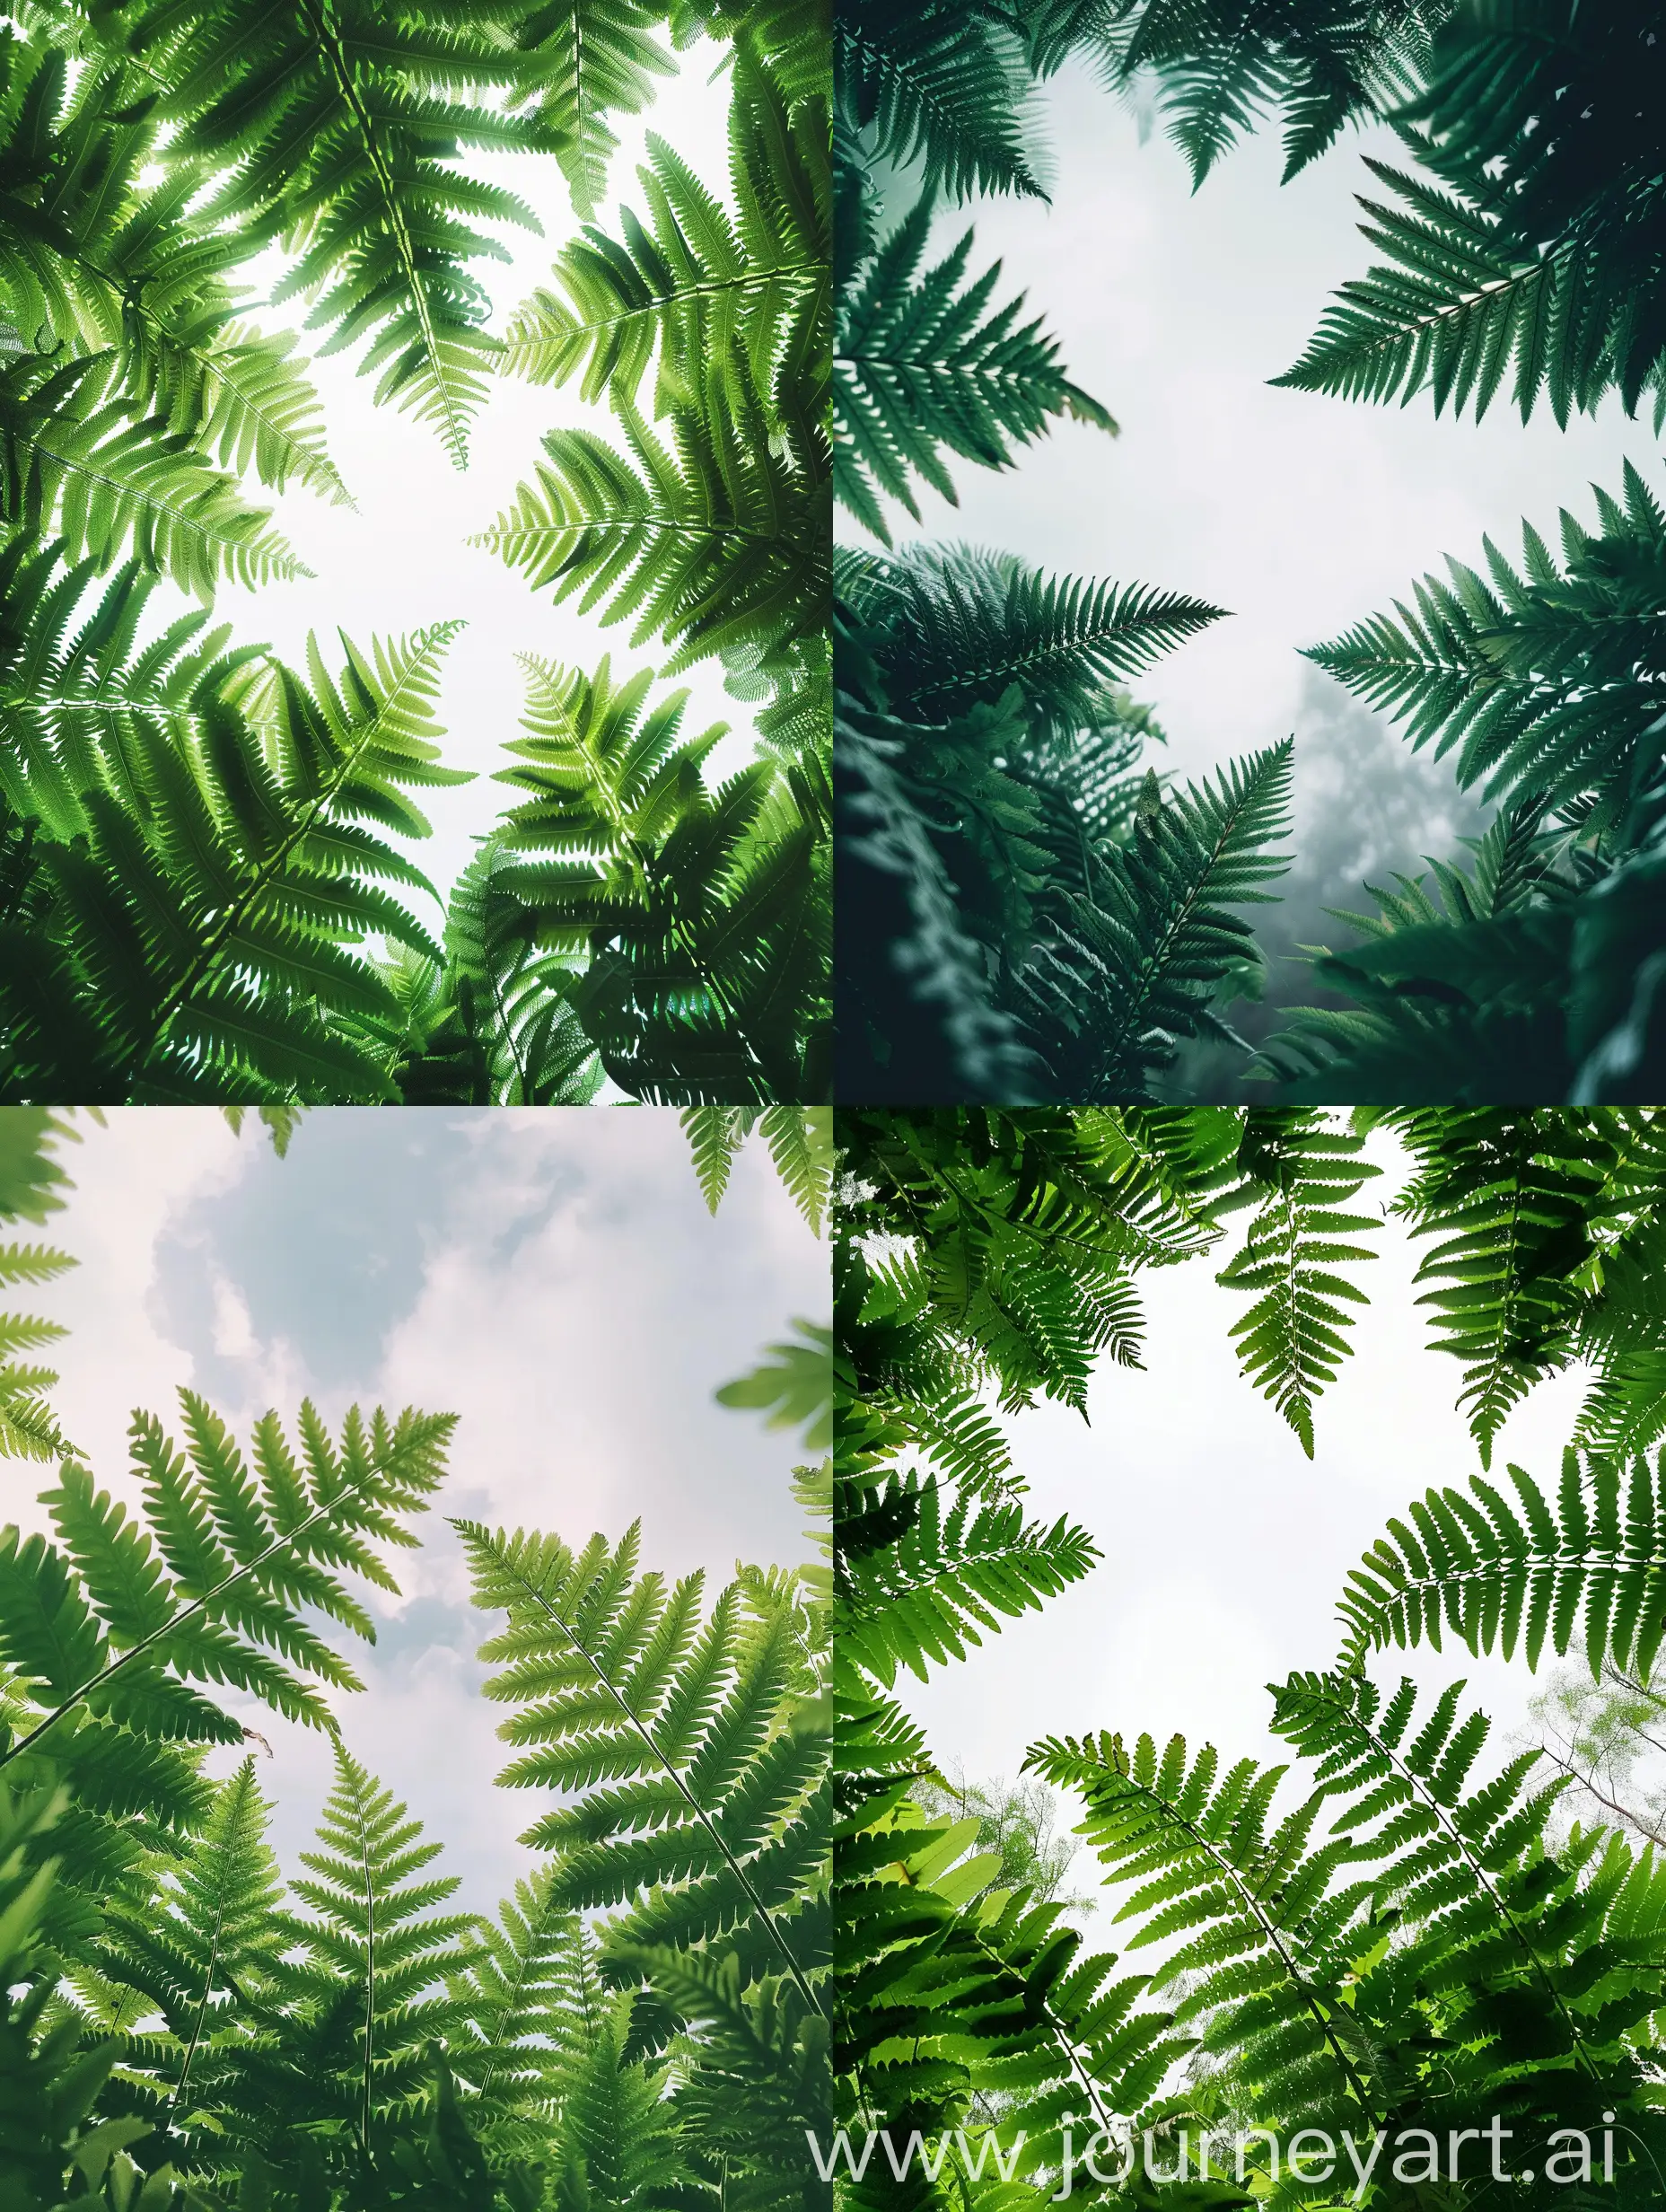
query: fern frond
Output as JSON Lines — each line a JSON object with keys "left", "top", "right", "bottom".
{"left": 474, "top": 387, "right": 827, "bottom": 679}
{"left": 836, "top": 197, "right": 1114, "bottom": 543}
{"left": 1338, "top": 1444, "right": 1666, "bottom": 1681}
{"left": 457, "top": 1516, "right": 827, "bottom": 2015}
{"left": 835, "top": 0, "right": 1046, "bottom": 202}
{"left": 0, "top": 353, "right": 304, "bottom": 598}
{"left": 837, "top": 1472, "right": 1099, "bottom": 1686}
{"left": 109, "top": 0, "right": 561, "bottom": 466}
{"left": 1214, "top": 1110, "right": 1379, "bottom": 1456}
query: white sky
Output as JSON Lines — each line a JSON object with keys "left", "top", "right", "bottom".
{"left": 16, "top": 1108, "right": 828, "bottom": 1921}
{"left": 204, "top": 46, "right": 749, "bottom": 919}
{"left": 849, "top": 66, "right": 1666, "bottom": 803}
{"left": 896, "top": 1134, "right": 1607, "bottom": 1921}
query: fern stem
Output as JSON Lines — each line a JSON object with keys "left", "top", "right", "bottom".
{"left": 127, "top": 619, "right": 457, "bottom": 1090}
{"left": 168, "top": 1880, "right": 229, "bottom": 2130}
{"left": 478, "top": 1537, "right": 824, "bottom": 2018}
{"left": 0, "top": 1436, "right": 415, "bottom": 1773}
{"left": 1306, "top": 1677, "right": 1605, "bottom": 2085}
{"left": 1105, "top": 1762, "right": 1381, "bottom": 2123}
{"left": 299, "top": 0, "right": 471, "bottom": 466}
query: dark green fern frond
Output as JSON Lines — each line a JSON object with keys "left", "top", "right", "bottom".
{"left": 0, "top": 1109, "right": 76, "bottom": 1463}
{"left": 836, "top": 0, "right": 1046, "bottom": 202}
{"left": 1019, "top": 739, "right": 1293, "bottom": 1098}
{"left": 1304, "top": 461, "right": 1666, "bottom": 819}
{"left": 850, "top": 543, "right": 1223, "bottom": 735}
{"left": 1118, "top": 0, "right": 1449, "bottom": 185}
{"left": 1383, "top": 1108, "right": 1618, "bottom": 1459}
{"left": 836, "top": 197, "right": 1114, "bottom": 543}
{"left": 447, "top": 1870, "right": 585, "bottom": 2152}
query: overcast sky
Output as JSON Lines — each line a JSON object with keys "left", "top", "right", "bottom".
{"left": 20, "top": 1108, "right": 828, "bottom": 1922}
{"left": 203, "top": 48, "right": 745, "bottom": 917}
{"left": 850, "top": 66, "right": 1666, "bottom": 820}
{"left": 897, "top": 1133, "right": 1604, "bottom": 1922}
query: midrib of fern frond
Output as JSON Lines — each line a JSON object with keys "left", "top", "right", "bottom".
{"left": 1296, "top": 1675, "right": 1603, "bottom": 2085}
{"left": 463, "top": 1526, "right": 823, "bottom": 2018}
{"left": 168, "top": 1832, "right": 235, "bottom": 2128}
{"left": 346, "top": 1756, "right": 378, "bottom": 2156}
{"left": 0, "top": 1431, "right": 420, "bottom": 1773}
{"left": 299, "top": 0, "right": 472, "bottom": 469}
{"left": 42, "top": 235, "right": 352, "bottom": 506}
{"left": 1085, "top": 1754, "right": 1380, "bottom": 2120}
{"left": 1116, "top": 774, "right": 1270, "bottom": 1042}
{"left": 1444, "top": 1163, "right": 1529, "bottom": 1457}
{"left": 20, "top": 411, "right": 305, "bottom": 573}
{"left": 517, "top": 658, "right": 630, "bottom": 848}
{"left": 474, "top": 1889, "right": 564, "bottom": 2102}
{"left": 132, "top": 620, "right": 460, "bottom": 1086}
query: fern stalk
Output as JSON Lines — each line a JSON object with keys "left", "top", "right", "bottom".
{"left": 1293, "top": 1675, "right": 1604, "bottom": 2084}
{"left": 0, "top": 1433, "right": 428, "bottom": 1772}
{"left": 128, "top": 619, "right": 461, "bottom": 1088}
{"left": 464, "top": 1526, "right": 824, "bottom": 2017}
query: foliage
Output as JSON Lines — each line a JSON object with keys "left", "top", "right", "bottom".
{"left": 1258, "top": 461, "right": 1666, "bottom": 1102}
{"left": 835, "top": 196, "right": 1115, "bottom": 545}
{"left": 0, "top": 1109, "right": 830, "bottom": 2210}
{"left": 833, "top": 1104, "right": 1666, "bottom": 2211}
{"left": 0, "top": 0, "right": 829, "bottom": 1105}
{"left": 0, "top": 1103, "right": 75, "bottom": 1461}
{"left": 833, "top": 6, "right": 1301, "bottom": 1101}
{"left": 682, "top": 1104, "right": 834, "bottom": 1233}
{"left": 1282, "top": 2, "right": 1666, "bottom": 430}
{"left": 473, "top": 31, "right": 832, "bottom": 1102}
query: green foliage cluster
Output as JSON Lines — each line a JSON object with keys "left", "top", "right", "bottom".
{"left": 0, "top": 0, "right": 829, "bottom": 1105}
{"left": 0, "top": 1107, "right": 831, "bottom": 2210}
{"left": 833, "top": 4, "right": 1302, "bottom": 1102}
{"left": 836, "top": 0, "right": 1666, "bottom": 1104}
{"left": 833, "top": 1103, "right": 1666, "bottom": 2208}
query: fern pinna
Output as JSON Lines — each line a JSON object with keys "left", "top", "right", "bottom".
{"left": 0, "top": 0, "right": 829, "bottom": 1106}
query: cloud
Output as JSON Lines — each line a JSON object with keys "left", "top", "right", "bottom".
{"left": 29, "top": 1109, "right": 249, "bottom": 1507}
